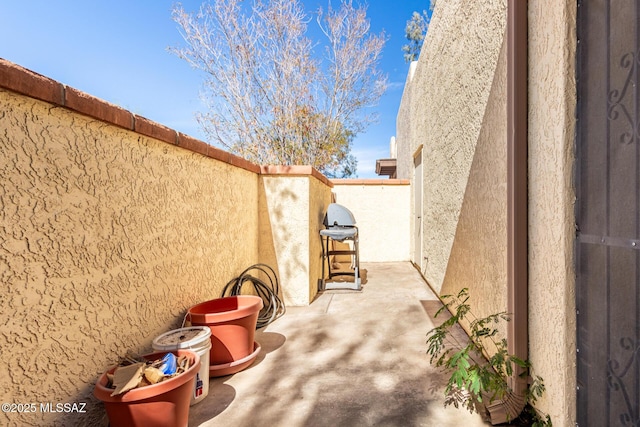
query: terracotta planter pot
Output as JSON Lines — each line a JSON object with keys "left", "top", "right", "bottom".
{"left": 187, "top": 295, "right": 263, "bottom": 377}
{"left": 93, "top": 349, "right": 200, "bottom": 427}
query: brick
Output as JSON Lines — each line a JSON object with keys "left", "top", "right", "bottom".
{"left": 0, "top": 58, "right": 63, "bottom": 105}
{"left": 134, "top": 115, "right": 178, "bottom": 145}
{"left": 64, "top": 87, "right": 134, "bottom": 130}
{"left": 228, "top": 154, "right": 260, "bottom": 173}
{"left": 259, "top": 165, "right": 311, "bottom": 175}
{"left": 177, "top": 133, "right": 210, "bottom": 157}
{"left": 330, "top": 178, "right": 410, "bottom": 185}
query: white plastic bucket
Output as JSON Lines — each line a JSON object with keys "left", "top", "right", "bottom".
{"left": 152, "top": 326, "right": 212, "bottom": 405}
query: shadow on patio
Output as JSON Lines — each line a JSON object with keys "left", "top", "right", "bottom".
{"left": 189, "top": 262, "right": 490, "bottom": 427}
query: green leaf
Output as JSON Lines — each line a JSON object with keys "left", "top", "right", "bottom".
{"left": 425, "top": 287, "right": 549, "bottom": 423}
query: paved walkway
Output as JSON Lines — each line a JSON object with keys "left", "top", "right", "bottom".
{"left": 189, "top": 262, "right": 490, "bottom": 427}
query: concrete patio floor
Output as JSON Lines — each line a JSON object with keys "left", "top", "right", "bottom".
{"left": 189, "top": 262, "right": 491, "bottom": 427}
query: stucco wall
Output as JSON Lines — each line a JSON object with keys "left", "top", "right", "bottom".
{"left": 440, "top": 35, "right": 508, "bottom": 326}
{"left": 395, "top": 62, "right": 418, "bottom": 182}
{"left": 0, "top": 88, "right": 260, "bottom": 426}
{"left": 331, "top": 180, "right": 411, "bottom": 262}
{"left": 528, "top": 1, "right": 577, "bottom": 424}
{"left": 308, "top": 174, "right": 334, "bottom": 297}
{"left": 396, "top": 0, "right": 507, "bottom": 293}
{"left": 259, "top": 167, "right": 332, "bottom": 306}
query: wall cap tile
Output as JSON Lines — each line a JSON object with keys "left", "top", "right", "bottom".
{"left": 0, "top": 58, "right": 63, "bottom": 105}
{"left": 331, "top": 179, "right": 410, "bottom": 186}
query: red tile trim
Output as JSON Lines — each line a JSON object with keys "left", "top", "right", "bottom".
{"left": 0, "top": 58, "right": 63, "bottom": 105}
{"left": 177, "top": 133, "right": 210, "bottom": 157}
{"left": 228, "top": 154, "right": 261, "bottom": 174}
{"left": 331, "top": 179, "right": 410, "bottom": 185}
{"left": 134, "top": 115, "right": 178, "bottom": 145}
{"left": 260, "top": 165, "right": 333, "bottom": 187}
{"left": 260, "top": 165, "right": 312, "bottom": 175}
{"left": 65, "top": 87, "right": 134, "bottom": 130}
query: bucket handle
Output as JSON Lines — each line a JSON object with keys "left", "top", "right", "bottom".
{"left": 181, "top": 312, "right": 191, "bottom": 329}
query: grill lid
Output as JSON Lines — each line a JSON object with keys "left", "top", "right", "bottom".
{"left": 323, "top": 203, "right": 356, "bottom": 227}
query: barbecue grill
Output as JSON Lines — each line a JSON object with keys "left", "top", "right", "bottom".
{"left": 319, "top": 203, "right": 361, "bottom": 291}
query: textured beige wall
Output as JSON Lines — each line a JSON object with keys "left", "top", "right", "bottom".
{"left": 260, "top": 176, "right": 308, "bottom": 307}
{"left": 0, "top": 89, "right": 260, "bottom": 426}
{"left": 396, "top": 0, "right": 507, "bottom": 293}
{"left": 395, "top": 62, "right": 418, "bottom": 182}
{"left": 259, "top": 173, "right": 331, "bottom": 306}
{"left": 308, "top": 175, "right": 333, "bottom": 297}
{"left": 331, "top": 182, "right": 411, "bottom": 262}
{"left": 440, "top": 35, "right": 508, "bottom": 326}
{"left": 528, "top": 1, "right": 577, "bottom": 425}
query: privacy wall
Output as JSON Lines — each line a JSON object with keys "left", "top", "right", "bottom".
{"left": 331, "top": 180, "right": 411, "bottom": 263}
{"left": 0, "top": 86, "right": 261, "bottom": 426}
{"left": 258, "top": 167, "right": 332, "bottom": 306}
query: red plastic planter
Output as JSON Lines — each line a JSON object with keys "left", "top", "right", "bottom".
{"left": 93, "top": 350, "right": 200, "bottom": 427}
{"left": 187, "top": 295, "right": 263, "bottom": 377}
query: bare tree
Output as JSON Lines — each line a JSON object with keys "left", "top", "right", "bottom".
{"left": 171, "top": 0, "right": 387, "bottom": 177}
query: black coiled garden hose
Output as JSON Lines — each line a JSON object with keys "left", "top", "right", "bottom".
{"left": 220, "top": 264, "right": 285, "bottom": 329}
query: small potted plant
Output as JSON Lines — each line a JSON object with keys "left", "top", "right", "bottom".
{"left": 426, "top": 288, "right": 551, "bottom": 426}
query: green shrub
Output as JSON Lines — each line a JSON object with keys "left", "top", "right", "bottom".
{"left": 426, "top": 288, "right": 551, "bottom": 426}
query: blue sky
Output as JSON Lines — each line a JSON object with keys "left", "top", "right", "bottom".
{"left": 1, "top": 0, "right": 429, "bottom": 177}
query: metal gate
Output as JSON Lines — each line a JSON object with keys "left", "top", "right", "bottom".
{"left": 576, "top": 0, "right": 640, "bottom": 425}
